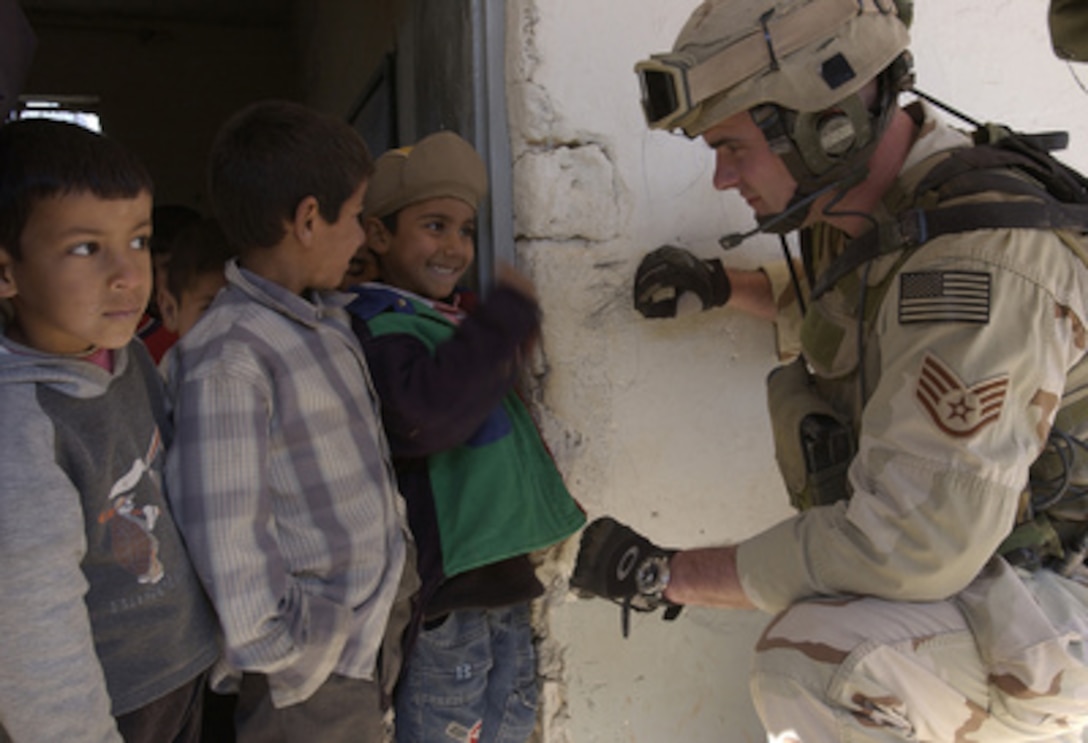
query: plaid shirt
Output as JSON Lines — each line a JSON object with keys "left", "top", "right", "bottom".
{"left": 166, "top": 260, "right": 410, "bottom": 708}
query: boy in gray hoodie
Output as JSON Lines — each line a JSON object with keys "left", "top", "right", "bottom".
{"left": 0, "top": 119, "right": 219, "bottom": 743}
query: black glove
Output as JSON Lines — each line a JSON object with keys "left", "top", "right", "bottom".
{"left": 633, "top": 245, "right": 732, "bottom": 319}
{"left": 570, "top": 516, "right": 682, "bottom": 637}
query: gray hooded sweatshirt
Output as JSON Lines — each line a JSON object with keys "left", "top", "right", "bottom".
{"left": 0, "top": 333, "right": 218, "bottom": 743}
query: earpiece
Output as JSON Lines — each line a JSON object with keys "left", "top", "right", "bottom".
{"left": 790, "top": 96, "right": 874, "bottom": 174}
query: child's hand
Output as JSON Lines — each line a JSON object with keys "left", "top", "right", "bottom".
{"left": 495, "top": 262, "right": 540, "bottom": 357}
{"left": 496, "top": 262, "right": 537, "bottom": 303}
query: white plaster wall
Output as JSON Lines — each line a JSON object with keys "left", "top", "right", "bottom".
{"left": 505, "top": 1, "right": 1088, "bottom": 741}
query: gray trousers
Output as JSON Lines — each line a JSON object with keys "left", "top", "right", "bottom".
{"left": 234, "top": 547, "right": 417, "bottom": 743}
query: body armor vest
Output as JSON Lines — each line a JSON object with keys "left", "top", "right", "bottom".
{"left": 769, "top": 132, "right": 1088, "bottom": 573}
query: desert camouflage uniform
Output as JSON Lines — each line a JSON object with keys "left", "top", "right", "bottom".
{"left": 737, "top": 103, "right": 1088, "bottom": 741}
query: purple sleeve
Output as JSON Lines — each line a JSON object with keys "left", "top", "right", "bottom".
{"left": 362, "top": 285, "right": 540, "bottom": 457}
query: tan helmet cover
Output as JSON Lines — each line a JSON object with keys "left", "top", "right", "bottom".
{"left": 649, "top": 0, "right": 910, "bottom": 137}
{"left": 364, "top": 130, "right": 488, "bottom": 219}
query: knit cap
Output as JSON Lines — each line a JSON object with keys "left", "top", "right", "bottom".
{"left": 364, "top": 130, "right": 488, "bottom": 219}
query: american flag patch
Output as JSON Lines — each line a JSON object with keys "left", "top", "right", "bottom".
{"left": 899, "top": 271, "right": 991, "bottom": 325}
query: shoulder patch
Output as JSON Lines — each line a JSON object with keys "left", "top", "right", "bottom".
{"left": 915, "top": 353, "right": 1009, "bottom": 438}
{"left": 899, "top": 271, "right": 991, "bottom": 325}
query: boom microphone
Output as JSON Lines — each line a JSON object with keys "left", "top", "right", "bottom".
{"left": 718, "top": 224, "right": 764, "bottom": 250}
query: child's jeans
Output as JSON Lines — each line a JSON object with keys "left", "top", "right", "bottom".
{"left": 394, "top": 603, "right": 538, "bottom": 743}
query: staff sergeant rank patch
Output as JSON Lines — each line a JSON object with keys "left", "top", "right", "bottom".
{"left": 899, "top": 270, "right": 991, "bottom": 325}
{"left": 916, "top": 353, "right": 1009, "bottom": 438}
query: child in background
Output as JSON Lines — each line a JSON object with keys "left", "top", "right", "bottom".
{"left": 0, "top": 119, "right": 218, "bottom": 742}
{"left": 137, "top": 204, "right": 200, "bottom": 363}
{"left": 344, "top": 131, "right": 586, "bottom": 743}
{"left": 153, "top": 214, "right": 238, "bottom": 741}
{"left": 157, "top": 217, "right": 233, "bottom": 340}
{"left": 166, "top": 100, "right": 418, "bottom": 743}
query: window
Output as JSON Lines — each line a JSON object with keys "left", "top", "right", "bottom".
{"left": 8, "top": 95, "right": 102, "bottom": 133}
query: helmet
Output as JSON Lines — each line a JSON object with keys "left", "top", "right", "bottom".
{"left": 636, "top": 0, "right": 910, "bottom": 137}
{"left": 636, "top": 0, "right": 912, "bottom": 232}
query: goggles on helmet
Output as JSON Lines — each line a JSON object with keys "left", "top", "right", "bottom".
{"left": 635, "top": 0, "right": 903, "bottom": 134}
{"left": 635, "top": 58, "right": 691, "bottom": 131}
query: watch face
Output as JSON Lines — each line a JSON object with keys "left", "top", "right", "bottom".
{"left": 635, "top": 555, "right": 670, "bottom": 596}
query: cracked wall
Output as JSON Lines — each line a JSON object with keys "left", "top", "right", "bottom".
{"left": 514, "top": 145, "right": 622, "bottom": 241}
{"left": 504, "top": 1, "right": 1088, "bottom": 741}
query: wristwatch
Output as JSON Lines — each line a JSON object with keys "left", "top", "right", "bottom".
{"left": 635, "top": 554, "right": 672, "bottom": 602}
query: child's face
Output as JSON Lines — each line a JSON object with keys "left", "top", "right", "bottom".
{"left": 309, "top": 179, "right": 368, "bottom": 291}
{"left": 372, "top": 197, "right": 476, "bottom": 300}
{"left": 0, "top": 190, "right": 153, "bottom": 354}
{"left": 175, "top": 270, "right": 227, "bottom": 338}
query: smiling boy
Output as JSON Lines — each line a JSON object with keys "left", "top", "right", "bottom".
{"left": 0, "top": 119, "right": 218, "bottom": 742}
{"left": 343, "top": 131, "right": 585, "bottom": 743}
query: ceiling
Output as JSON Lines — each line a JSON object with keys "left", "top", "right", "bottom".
{"left": 17, "top": 0, "right": 293, "bottom": 26}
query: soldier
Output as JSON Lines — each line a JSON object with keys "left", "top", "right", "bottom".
{"left": 571, "top": 0, "right": 1088, "bottom": 739}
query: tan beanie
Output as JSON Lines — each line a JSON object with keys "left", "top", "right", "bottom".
{"left": 364, "top": 130, "right": 488, "bottom": 219}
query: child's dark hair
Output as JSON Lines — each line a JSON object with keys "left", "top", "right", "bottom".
{"left": 151, "top": 204, "right": 202, "bottom": 258}
{"left": 0, "top": 119, "right": 154, "bottom": 259}
{"left": 209, "top": 99, "right": 374, "bottom": 251}
{"left": 166, "top": 217, "right": 236, "bottom": 301}
{"left": 379, "top": 212, "right": 399, "bottom": 235}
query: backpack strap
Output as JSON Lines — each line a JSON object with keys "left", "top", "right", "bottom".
{"left": 811, "top": 142, "right": 1088, "bottom": 300}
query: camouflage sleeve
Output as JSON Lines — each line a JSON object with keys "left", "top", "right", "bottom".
{"left": 737, "top": 228, "right": 1088, "bottom": 613}
{"left": 761, "top": 259, "right": 806, "bottom": 361}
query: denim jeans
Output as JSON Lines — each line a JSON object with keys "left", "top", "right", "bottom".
{"left": 394, "top": 603, "right": 538, "bottom": 743}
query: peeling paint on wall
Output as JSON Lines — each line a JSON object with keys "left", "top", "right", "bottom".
{"left": 514, "top": 145, "right": 621, "bottom": 241}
